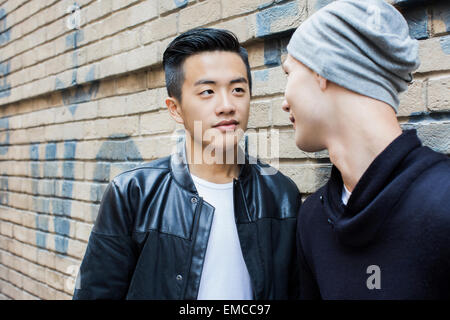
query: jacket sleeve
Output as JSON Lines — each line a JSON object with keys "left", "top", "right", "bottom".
{"left": 73, "top": 181, "right": 139, "bottom": 300}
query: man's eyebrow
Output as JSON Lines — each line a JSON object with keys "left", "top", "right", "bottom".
{"left": 230, "top": 77, "right": 247, "bottom": 84}
{"left": 194, "top": 79, "right": 216, "bottom": 86}
{"left": 194, "top": 77, "right": 248, "bottom": 86}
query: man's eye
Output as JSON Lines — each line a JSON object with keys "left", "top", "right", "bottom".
{"left": 233, "top": 87, "right": 245, "bottom": 93}
{"left": 200, "top": 89, "right": 214, "bottom": 96}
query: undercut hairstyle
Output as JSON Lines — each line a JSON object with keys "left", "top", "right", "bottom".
{"left": 162, "top": 28, "right": 252, "bottom": 102}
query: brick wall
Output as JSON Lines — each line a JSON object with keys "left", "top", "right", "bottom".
{"left": 0, "top": 0, "right": 448, "bottom": 300}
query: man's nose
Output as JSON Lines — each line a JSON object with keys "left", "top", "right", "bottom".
{"left": 281, "top": 99, "right": 290, "bottom": 113}
{"left": 216, "top": 93, "right": 236, "bottom": 114}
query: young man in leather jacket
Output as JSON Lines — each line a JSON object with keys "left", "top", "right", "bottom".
{"left": 73, "top": 28, "right": 301, "bottom": 300}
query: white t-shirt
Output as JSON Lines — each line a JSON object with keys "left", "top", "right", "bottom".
{"left": 191, "top": 174, "right": 253, "bottom": 300}
{"left": 341, "top": 184, "right": 352, "bottom": 206}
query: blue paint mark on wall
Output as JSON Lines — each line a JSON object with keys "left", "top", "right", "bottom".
{"left": 0, "top": 8, "right": 10, "bottom": 45}
{"left": 254, "top": 69, "right": 269, "bottom": 82}
{"left": 30, "top": 143, "right": 49, "bottom": 249}
{"left": 404, "top": 7, "right": 428, "bottom": 39}
{"left": 30, "top": 140, "right": 78, "bottom": 254}
{"left": 0, "top": 175, "right": 8, "bottom": 205}
{"left": 64, "top": 140, "right": 77, "bottom": 159}
{"left": 256, "top": 1, "right": 298, "bottom": 38}
{"left": 263, "top": 32, "right": 292, "bottom": 66}
{"left": 65, "top": 29, "right": 84, "bottom": 49}
{"left": 85, "top": 65, "right": 96, "bottom": 82}
{"left": 45, "top": 143, "right": 57, "bottom": 160}
{"left": 56, "top": 28, "right": 99, "bottom": 115}
{"left": 0, "top": 8, "right": 11, "bottom": 98}
{"left": 36, "top": 231, "right": 48, "bottom": 248}
{"left": 436, "top": 4, "right": 450, "bottom": 32}
{"left": 52, "top": 141, "right": 78, "bottom": 254}
{"left": 91, "top": 137, "right": 142, "bottom": 220}
{"left": 0, "top": 60, "right": 11, "bottom": 98}
{"left": 95, "top": 139, "right": 143, "bottom": 161}
{"left": 174, "top": 0, "right": 188, "bottom": 9}
{"left": 60, "top": 81, "right": 100, "bottom": 116}
{"left": 0, "top": 117, "right": 9, "bottom": 155}
{"left": 30, "top": 143, "right": 40, "bottom": 161}
{"left": 440, "top": 35, "right": 450, "bottom": 55}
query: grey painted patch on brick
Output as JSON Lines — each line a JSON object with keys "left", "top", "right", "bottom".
{"left": 92, "top": 137, "right": 142, "bottom": 220}
{"left": 95, "top": 138, "right": 143, "bottom": 161}
{"left": 0, "top": 117, "right": 9, "bottom": 155}
{"left": 407, "top": 111, "right": 450, "bottom": 123}
{"left": 404, "top": 111, "right": 450, "bottom": 154}
{"left": 0, "top": 60, "right": 11, "bottom": 98}
{"left": 404, "top": 7, "right": 428, "bottom": 39}
{"left": 433, "top": 2, "right": 450, "bottom": 33}
{"left": 52, "top": 141, "right": 78, "bottom": 254}
{"left": 57, "top": 29, "right": 99, "bottom": 115}
{"left": 60, "top": 81, "right": 100, "bottom": 115}
{"left": 440, "top": 35, "right": 450, "bottom": 55}
{"left": 263, "top": 32, "right": 292, "bottom": 66}
{"left": 256, "top": 1, "right": 298, "bottom": 38}
{"left": 0, "top": 175, "right": 8, "bottom": 205}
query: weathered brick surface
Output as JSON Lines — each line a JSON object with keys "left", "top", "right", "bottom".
{"left": 0, "top": 0, "right": 448, "bottom": 300}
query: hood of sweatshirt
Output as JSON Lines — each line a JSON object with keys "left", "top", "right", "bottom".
{"left": 323, "top": 130, "right": 448, "bottom": 247}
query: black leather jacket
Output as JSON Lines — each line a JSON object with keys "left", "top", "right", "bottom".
{"left": 73, "top": 145, "right": 301, "bottom": 300}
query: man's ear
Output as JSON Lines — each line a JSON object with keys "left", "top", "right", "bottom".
{"left": 165, "top": 97, "right": 184, "bottom": 125}
{"left": 315, "top": 73, "right": 328, "bottom": 91}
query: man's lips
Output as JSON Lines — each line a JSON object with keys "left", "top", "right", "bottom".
{"left": 213, "top": 120, "right": 239, "bottom": 131}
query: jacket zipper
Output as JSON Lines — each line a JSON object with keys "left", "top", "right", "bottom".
{"left": 181, "top": 196, "right": 203, "bottom": 299}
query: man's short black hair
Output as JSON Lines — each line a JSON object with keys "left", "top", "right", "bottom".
{"left": 162, "top": 28, "right": 252, "bottom": 102}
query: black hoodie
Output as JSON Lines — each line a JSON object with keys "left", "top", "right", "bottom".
{"left": 297, "top": 130, "right": 450, "bottom": 299}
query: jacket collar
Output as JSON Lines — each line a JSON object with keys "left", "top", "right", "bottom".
{"left": 169, "top": 137, "right": 252, "bottom": 193}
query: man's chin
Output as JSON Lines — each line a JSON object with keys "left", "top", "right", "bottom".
{"left": 295, "top": 136, "right": 324, "bottom": 153}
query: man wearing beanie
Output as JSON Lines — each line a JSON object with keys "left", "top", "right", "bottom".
{"left": 282, "top": 0, "right": 450, "bottom": 299}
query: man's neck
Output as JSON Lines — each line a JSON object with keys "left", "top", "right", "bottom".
{"left": 326, "top": 101, "right": 402, "bottom": 192}
{"left": 186, "top": 139, "right": 240, "bottom": 184}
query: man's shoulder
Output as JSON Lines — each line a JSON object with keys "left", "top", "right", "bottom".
{"left": 409, "top": 148, "right": 450, "bottom": 195}
{"left": 407, "top": 152, "right": 450, "bottom": 211}
{"left": 112, "top": 156, "right": 172, "bottom": 187}
{"left": 299, "top": 185, "right": 328, "bottom": 219}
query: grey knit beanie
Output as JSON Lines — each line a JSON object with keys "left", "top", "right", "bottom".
{"left": 287, "top": 0, "right": 420, "bottom": 112}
